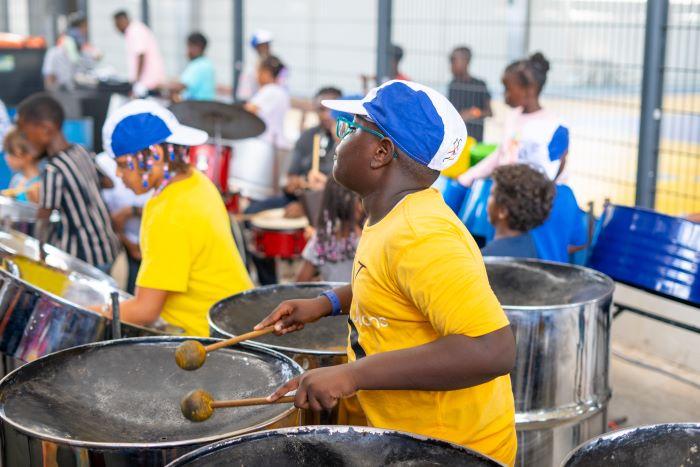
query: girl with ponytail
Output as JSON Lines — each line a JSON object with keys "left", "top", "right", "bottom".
{"left": 459, "top": 52, "right": 570, "bottom": 187}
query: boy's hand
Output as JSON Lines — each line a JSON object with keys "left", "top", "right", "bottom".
{"left": 254, "top": 297, "right": 330, "bottom": 335}
{"left": 267, "top": 364, "right": 359, "bottom": 412}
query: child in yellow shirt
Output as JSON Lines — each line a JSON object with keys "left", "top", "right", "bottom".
{"left": 257, "top": 80, "right": 517, "bottom": 465}
{"left": 98, "top": 100, "right": 252, "bottom": 336}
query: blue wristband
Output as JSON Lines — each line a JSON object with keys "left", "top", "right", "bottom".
{"left": 320, "top": 290, "right": 342, "bottom": 316}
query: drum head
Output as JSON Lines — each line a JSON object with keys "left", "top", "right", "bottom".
{"left": 0, "top": 337, "right": 302, "bottom": 448}
{"left": 251, "top": 208, "right": 309, "bottom": 230}
{"left": 210, "top": 284, "right": 348, "bottom": 355}
{"left": 167, "top": 426, "right": 502, "bottom": 466}
{"left": 485, "top": 258, "right": 614, "bottom": 307}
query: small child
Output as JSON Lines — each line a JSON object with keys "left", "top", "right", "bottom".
{"left": 296, "top": 177, "right": 363, "bottom": 283}
{"left": 459, "top": 52, "right": 569, "bottom": 186}
{"left": 481, "top": 163, "right": 555, "bottom": 259}
{"left": 2, "top": 127, "right": 41, "bottom": 203}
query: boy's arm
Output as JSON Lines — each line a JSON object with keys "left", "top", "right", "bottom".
{"left": 255, "top": 284, "right": 353, "bottom": 334}
{"left": 268, "top": 326, "right": 514, "bottom": 411}
{"left": 270, "top": 233, "right": 515, "bottom": 410}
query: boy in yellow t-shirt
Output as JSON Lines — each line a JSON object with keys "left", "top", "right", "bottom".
{"left": 96, "top": 100, "right": 252, "bottom": 335}
{"left": 257, "top": 81, "right": 517, "bottom": 465}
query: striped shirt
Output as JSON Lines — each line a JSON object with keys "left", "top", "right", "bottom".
{"left": 39, "top": 144, "right": 118, "bottom": 266}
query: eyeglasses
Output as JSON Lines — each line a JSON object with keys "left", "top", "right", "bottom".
{"left": 335, "top": 116, "right": 398, "bottom": 158}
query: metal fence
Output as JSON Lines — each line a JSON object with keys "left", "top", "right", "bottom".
{"left": 1, "top": 0, "right": 698, "bottom": 215}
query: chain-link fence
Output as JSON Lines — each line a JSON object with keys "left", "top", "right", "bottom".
{"left": 658, "top": 0, "right": 700, "bottom": 215}
{"left": 1, "top": 0, "right": 697, "bottom": 215}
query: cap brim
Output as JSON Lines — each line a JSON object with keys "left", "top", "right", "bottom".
{"left": 321, "top": 99, "right": 368, "bottom": 116}
{"left": 166, "top": 124, "right": 209, "bottom": 146}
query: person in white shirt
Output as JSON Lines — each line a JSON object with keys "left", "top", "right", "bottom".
{"left": 236, "top": 29, "right": 289, "bottom": 101}
{"left": 113, "top": 10, "right": 166, "bottom": 97}
{"left": 458, "top": 52, "right": 569, "bottom": 187}
{"left": 244, "top": 55, "right": 291, "bottom": 151}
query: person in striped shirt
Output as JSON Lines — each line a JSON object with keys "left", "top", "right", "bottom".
{"left": 17, "top": 93, "right": 118, "bottom": 271}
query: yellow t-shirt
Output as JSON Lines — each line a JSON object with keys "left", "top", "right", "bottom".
{"left": 137, "top": 170, "right": 253, "bottom": 336}
{"left": 348, "top": 188, "right": 516, "bottom": 466}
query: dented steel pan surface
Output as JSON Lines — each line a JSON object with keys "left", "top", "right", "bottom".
{"left": 166, "top": 426, "right": 503, "bottom": 466}
{"left": 209, "top": 283, "right": 349, "bottom": 369}
{"left": 562, "top": 423, "right": 700, "bottom": 466}
{"left": 0, "top": 337, "right": 303, "bottom": 466}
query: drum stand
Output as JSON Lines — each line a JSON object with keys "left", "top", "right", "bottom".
{"left": 612, "top": 302, "right": 700, "bottom": 335}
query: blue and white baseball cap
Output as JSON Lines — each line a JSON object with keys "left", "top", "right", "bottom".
{"left": 250, "top": 29, "right": 273, "bottom": 48}
{"left": 322, "top": 80, "right": 467, "bottom": 171}
{"left": 102, "top": 100, "right": 208, "bottom": 158}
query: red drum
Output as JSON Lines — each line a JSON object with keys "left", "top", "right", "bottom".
{"left": 250, "top": 209, "right": 308, "bottom": 259}
{"left": 189, "top": 144, "right": 232, "bottom": 192}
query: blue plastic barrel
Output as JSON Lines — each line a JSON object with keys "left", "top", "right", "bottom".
{"left": 588, "top": 205, "right": 700, "bottom": 305}
{"left": 439, "top": 176, "right": 470, "bottom": 215}
{"left": 459, "top": 178, "right": 495, "bottom": 241}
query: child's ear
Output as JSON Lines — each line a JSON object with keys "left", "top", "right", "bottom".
{"left": 369, "top": 138, "right": 394, "bottom": 169}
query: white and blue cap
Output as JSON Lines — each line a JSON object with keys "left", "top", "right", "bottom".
{"left": 322, "top": 80, "right": 467, "bottom": 171}
{"left": 250, "top": 29, "right": 273, "bottom": 48}
{"left": 102, "top": 100, "right": 208, "bottom": 158}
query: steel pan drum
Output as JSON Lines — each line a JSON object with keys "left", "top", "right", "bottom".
{"left": 0, "top": 230, "right": 165, "bottom": 363}
{"left": 0, "top": 196, "right": 59, "bottom": 235}
{"left": 562, "top": 423, "right": 700, "bottom": 466}
{"left": 209, "top": 283, "right": 348, "bottom": 369}
{"left": 166, "top": 426, "right": 502, "bottom": 466}
{"left": 485, "top": 258, "right": 614, "bottom": 467}
{"left": 0, "top": 337, "right": 302, "bottom": 466}
{"left": 589, "top": 204, "right": 700, "bottom": 305}
{"left": 0, "top": 228, "right": 117, "bottom": 287}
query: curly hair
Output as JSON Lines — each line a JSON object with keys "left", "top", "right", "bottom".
{"left": 491, "top": 163, "right": 555, "bottom": 232}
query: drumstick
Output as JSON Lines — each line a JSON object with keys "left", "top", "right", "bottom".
{"left": 311, "top": 133, "right": 321, "bottom": 174}
{"left": 175, "top": 327, "right": 275, "bottom": 371}
{"left": 181, "top": 389, "right": 295, "bottom": 422}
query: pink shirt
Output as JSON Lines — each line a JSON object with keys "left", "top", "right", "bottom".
{"left": 124, "top": 21, "right": 165, "bottom": 90}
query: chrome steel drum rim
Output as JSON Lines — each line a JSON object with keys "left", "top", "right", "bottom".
{"left": 208, "top": 282, "right": 348, "bottom": 357}
{"left": 561, "top": 422, "right": 700, "bottom": 466}
{"left": 0, "top": 258, "right": 160, "bottom": 335}
{"left": 484, "top": 257, "right": 615, "bottom": 310}
{"left": 0, "top": 228, "right": 117, "bottom": 287}
{"left": 0, "top": 336, "right": 303, "bottom": 450}
{"left": 165, "top": 425, "right": 505, "bottom": 467}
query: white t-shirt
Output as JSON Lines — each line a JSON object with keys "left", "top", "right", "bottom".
{"left": 124, "top": 21, "right": 166, "bottom": 90}
{"left": 42, "top": 46, "right": 76, "bottom": 90}
{"left": 236, "top": 62, "right": 290, "bottom": 101}
{"left": 250, "top": 83, "right": 290, "bottom": 149}
{"left": 463, "top": 107, "right": 569, "bottom": 184}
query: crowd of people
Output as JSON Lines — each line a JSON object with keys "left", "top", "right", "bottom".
{"left": 0, "top": 11, "right": 606, "bottom": 466}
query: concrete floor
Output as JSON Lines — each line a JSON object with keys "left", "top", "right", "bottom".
{"left": 608, "top": 350, "right": 700, "bottom": 429}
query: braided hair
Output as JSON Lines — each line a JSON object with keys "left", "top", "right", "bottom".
{"left": 123, "top": 143, "right": 191, "bottom": 189}
{"left": 504, "top": 52, "right": 551, "bottom": 94}
{"left": 314, "top": 177, "right": 363, "bottom": 264}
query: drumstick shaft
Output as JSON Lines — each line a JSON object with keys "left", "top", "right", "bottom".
{"left": 311, "top": 133, "right": 320, "bottom": 174}
{"left": 211, "top": 396, "right": 295, "bottom": 408}
{"left": 204, "top": 327, "right": 275, "bottom": 352}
